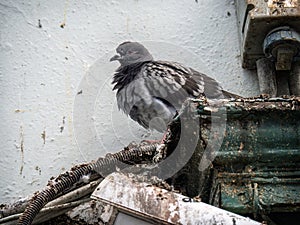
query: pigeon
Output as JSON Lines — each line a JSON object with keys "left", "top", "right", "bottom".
{"left": 110, "top": 41, "right": 239, "bottom": 132}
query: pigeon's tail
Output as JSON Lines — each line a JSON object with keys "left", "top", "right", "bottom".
{"left": 221, "top": 90, "right": 242, "bottom": 99}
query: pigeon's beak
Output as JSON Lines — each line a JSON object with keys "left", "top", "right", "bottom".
{"left": 110, "top": 54, "right": 121, "bottom": 62}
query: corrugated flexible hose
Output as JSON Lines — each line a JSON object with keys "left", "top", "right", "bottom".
{"left": 17, "top": 143, "right": 158, "bottom": 225}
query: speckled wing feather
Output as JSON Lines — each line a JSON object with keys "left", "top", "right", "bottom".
{"left": 153, "top": 61, "right": 225, "bottom": 99}
{"left": 112, "top": 60, "right": 225, "bottom": 131}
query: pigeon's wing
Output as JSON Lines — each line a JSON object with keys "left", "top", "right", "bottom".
{"left": 153, "top": 61, "right": 240, "bottom": 99}
{"left": 140, "top": 61, "right": 226, "bottom": 103}
{"left": 115, "top": 60, "right": 235, "bottom": 130}
{"left": 158, "top": 61, "right": 228, "bottom": 98}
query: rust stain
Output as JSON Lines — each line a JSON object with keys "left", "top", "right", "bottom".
{"left": 19, "top": 125, "right": 24, "bottom": 175}
{"left": 15, "top": 109, "right": 25, "bottom": 113}
{"left": 60, "top": 0, "right": 69, "bottom": 28}
{"left": 169, "top": 210, "right": 180, "bottom": 223}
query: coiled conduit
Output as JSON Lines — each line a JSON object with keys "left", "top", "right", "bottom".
{"left": 17, "top": 143, "right": 159, "bottom": 225}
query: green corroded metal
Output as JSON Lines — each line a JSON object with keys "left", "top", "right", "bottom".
{"left": 182, "top": 97, "right": 300, "bottom": 219}
{"left": 198, "top": 98, "right": 300, "bottom": 217}
{"left": 216, "top": 108, "right": 300, "bottom": 166}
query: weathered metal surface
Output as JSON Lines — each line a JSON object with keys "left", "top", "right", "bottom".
{"left": 195, "top": 97, "right": 300, "bottom": 218}
{"left": 163, "top": 97, "right": 300, "bottom": 221}
{"left": 92, "top": 172, "right": 262, "bottom": 225}
{"left": 210, "top": 171, "right": 300, "bottom": 214}
{"left": 235, "top": 0, "right": 300, "bottom": 69}
{"left": 214, "top": 101, "right": 300, "bottom": 166}
{"left": 197, "top": 98, "right": 300, "bottom": 166}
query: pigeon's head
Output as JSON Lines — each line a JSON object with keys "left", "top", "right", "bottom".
{"left": 110, "top": 41, "right": 153, "bottom": 66}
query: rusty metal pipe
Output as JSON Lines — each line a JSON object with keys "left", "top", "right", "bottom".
{"left": 256, "top": 57, "right": 277, "bottom": 96}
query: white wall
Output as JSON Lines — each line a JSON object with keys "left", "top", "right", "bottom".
{"left": 0, "top": 0, "right": 259, "bottom": 203}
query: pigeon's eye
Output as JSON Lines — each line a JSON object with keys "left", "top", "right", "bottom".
{"left": 127, "top": 50, "right": 133, "bottom": 54}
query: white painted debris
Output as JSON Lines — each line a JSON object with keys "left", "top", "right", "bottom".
{"left": 92, "top": 172, "right": 262, "bottom": 225}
